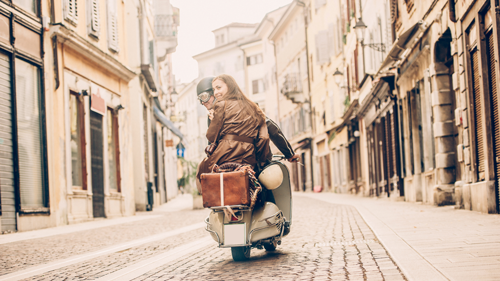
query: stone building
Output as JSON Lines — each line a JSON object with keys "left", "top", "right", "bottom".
{"left": 269, "top": 1, "right": 314, "bottom": 192}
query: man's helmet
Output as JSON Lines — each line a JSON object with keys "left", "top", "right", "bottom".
{"left": 196, "top": 76, "right": 215, "bottom": 103}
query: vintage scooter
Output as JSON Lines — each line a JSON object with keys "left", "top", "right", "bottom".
{"left": 204, "top": 156, "right": 292, "bottom": 261}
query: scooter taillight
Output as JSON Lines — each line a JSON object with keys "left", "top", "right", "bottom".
{"left": 231, "top": 215, "right": 239, "bottom": 221}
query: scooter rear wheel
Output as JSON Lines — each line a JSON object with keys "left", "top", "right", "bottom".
{"left": 231, "top": 246, "right": 251, "bottom": 261}
{"left": 264, "top": 242, "right": 277, "bottom": 251}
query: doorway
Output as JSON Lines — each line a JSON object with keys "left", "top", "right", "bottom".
{"left": 90, "top": 111, "right": 105, "bottom": 218}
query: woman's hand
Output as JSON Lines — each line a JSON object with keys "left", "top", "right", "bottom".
{"left": 208, "top": 109, "right": 215, "bottom": 120}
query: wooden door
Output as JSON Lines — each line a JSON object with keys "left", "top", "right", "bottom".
{"left": 90, "top": 111, "right": 105, "bottom": 218}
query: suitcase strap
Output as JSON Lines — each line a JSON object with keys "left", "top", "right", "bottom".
{"left": 220, "top": 173, "right": 224, "bottom": 206}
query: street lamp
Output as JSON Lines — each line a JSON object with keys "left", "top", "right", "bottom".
{"left": 171, "top": 88, "right": 178, "bottom": 103}
{"left": 353, "top": 17, "right": 386, "bottom": 53}
{"left": 353, "top": 18, "right": 367, "bottom": 43}
{"left": 333, "top": 68, "right": 343, "bottom": 86}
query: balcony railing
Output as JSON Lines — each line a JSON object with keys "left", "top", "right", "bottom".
{"left": 280, "top": 73, "right": 305, "bottom": 103}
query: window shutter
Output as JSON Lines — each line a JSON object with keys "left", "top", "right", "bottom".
{"left": 252, "top": 80, "right": 259, "bottom": 94}
{"left": 328, "top": 24, "right": 335, "bottom": 57}
{"left": 107, "top": 0, "right": 119, "bottom": 52}
{"left": 64, "top": 0, "right": 79, "bottom": 25}
{"left": 390, "top": 0, "right": 398, "bottom": 23}
{"left": 487, "top": 31, "right": 500, "bottom": 197}
{"left": 336, "top": 16, "right": 343, "bottom": 54}
{"left": 329, "top": 91, "right": 335, "bottom": 122}
{"left": 471, "top": 49, "right": 485, "bottom": 180}
{"left": 316, "top": 30, "right": 330, "bottom": 65}
{"left": 87, "top": 0, "right": 100, "bottom": 38}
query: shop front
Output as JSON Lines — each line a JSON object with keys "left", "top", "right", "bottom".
{"left": 0, "top": 1, "right": 48, "bottom": 232}
{"left": 53, "top": 25, "right": 136, "bottom": 222}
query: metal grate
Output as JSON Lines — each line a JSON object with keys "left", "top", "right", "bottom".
{"left": 487, "top": 31, "right": 499, "bottom": 210}
{"left": 472, "top": 49, "right": 485, "bottom": 180}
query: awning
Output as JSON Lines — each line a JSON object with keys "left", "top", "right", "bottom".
{"left": 379, "top": 20, "right": 427, "bottom": 71}
{"left": 153, "top": 105, "right": 185, "bottom": 143}
{"left": 141, "top": 64, "right": 158, "bottom": 92}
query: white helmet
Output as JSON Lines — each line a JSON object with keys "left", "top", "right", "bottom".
{"left": 258, "top": 164, "right": 283, "bottom": 190}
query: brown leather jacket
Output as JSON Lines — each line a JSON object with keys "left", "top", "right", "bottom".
{"left": 197, "top": 99, "right": 270, "bottom": 179}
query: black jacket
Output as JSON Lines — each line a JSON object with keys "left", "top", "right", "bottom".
{"left": 265, "top": 117, "right": 294, "bottom": 161}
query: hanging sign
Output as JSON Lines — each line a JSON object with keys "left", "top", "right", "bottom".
{"left": 91, "top": 89, "right": 106, "bottom": 115}
{"left": 165, "top": 139, "right": 174, "bottom": 147}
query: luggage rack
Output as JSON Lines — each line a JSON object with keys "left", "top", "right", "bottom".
{"left": 210, "top": 205, "right": 251, "bottom": 212}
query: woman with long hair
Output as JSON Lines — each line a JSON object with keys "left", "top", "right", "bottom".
{"left": 196, "top": 74, "right": 270, "bottom": 180}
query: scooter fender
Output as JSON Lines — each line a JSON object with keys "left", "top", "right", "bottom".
{"left": 249, "top": 202, "right": 283, "bottom": 242}
{"left": 207, "top": 211, "right": 223, "bottom": 243}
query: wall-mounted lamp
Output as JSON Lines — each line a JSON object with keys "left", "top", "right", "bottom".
{"left": 333, "top": 68, "right": 343, "bottom": 86}
{"left": 114, "top": 104, "right": 125, "bottom": 111}
{"left": 353, "top": 17, "right": 386, "bottom": 53}
{"left": 80, "top": 89, "right": 89, "bottom": 96}
{"left": 354, "top": 130, "right": 360, "bottom": 137}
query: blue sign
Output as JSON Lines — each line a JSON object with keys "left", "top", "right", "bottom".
{"left": 177, "top": 148, "right": 185, "bottom": 158}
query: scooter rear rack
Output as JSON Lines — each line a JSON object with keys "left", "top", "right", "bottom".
{"left": 209, "top": 205, "right": 251, "bottom": 212}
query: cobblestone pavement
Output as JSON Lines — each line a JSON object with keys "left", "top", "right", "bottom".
{"left": 0, "top": 209, "right": 209, "bottom": 276}
{"left": 131, "top": 197, "right": 406, "bottom": 281}
{"left": 2, "top": 196, "right": 406, "bottom": 281}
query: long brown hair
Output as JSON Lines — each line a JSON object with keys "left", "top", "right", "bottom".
{"left": 213, "top": 74, "right": 266, "bottom": 125}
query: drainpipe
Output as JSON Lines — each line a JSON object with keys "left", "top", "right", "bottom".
{"left": 448, "top": 0, "right": 457, "bottom": 23}
{"left": 271, "top": 41, "right": 281, "bottom": 122}
{"left": 295, "top": 0, "right": 314, "bottom": 190}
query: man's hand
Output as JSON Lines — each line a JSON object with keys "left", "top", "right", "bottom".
{"left": 208, "top": 109, "right": 214, "bottom": 120}
{"left": 287, "top": 154, "right": 300, "bottom": 163}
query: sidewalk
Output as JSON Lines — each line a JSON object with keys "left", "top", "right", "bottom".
{"left": 0, "top": 194, "right": 194, "bottom": 245}
{"left": 297, "top": 192, "right": 500, "bottom": 281}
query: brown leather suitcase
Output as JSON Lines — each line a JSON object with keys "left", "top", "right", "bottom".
{"left": 200, "top": 171, "right": 250, "bottom": 208}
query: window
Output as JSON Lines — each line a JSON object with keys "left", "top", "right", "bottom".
{"left": 252, "top": 79, "right": 264, "bottom": 94}
{"left": 70, "top": 92, "right": 86, "bottom": 189}
{"left": 13, "top": 0, "right": 37, "bottom": 14}
{"left": 246, "top": 54, "right": 263, "bottom": 66}
{"left": 15, "top": 59, "right": 47, "bottom": 208}
{"left": 107, "top": 108, "right": 120, "bottom": 191}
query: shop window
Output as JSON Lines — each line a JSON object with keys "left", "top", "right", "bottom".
{"left": 107, "top": 108, "right": 121, "bottom": 192}
{"left": 70, "top": 92, "right": 87, "bottom": 189}
{"left": 15, "top": 59, "right": 47, "bottom": 208}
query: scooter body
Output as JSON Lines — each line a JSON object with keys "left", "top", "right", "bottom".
{"left": 204, "top": 159, "right": 292, "bottom": 261}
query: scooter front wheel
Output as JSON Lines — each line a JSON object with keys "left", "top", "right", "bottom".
{"left": 231, "top": 246, "right": 251, "bottom": 261}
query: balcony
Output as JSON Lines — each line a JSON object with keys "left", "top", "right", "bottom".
{"left": 154, "top": 6, "right": 179, "bottom": 56}
{"left": 280, "top": 73, "right": 305, "bottom": 103}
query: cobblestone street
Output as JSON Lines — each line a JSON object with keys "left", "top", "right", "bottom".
{"left": 2, "top": 193, "right": 500, "bottom": 280}
{"left": 0, "top": 195, "right": 406, "bottom": 281}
